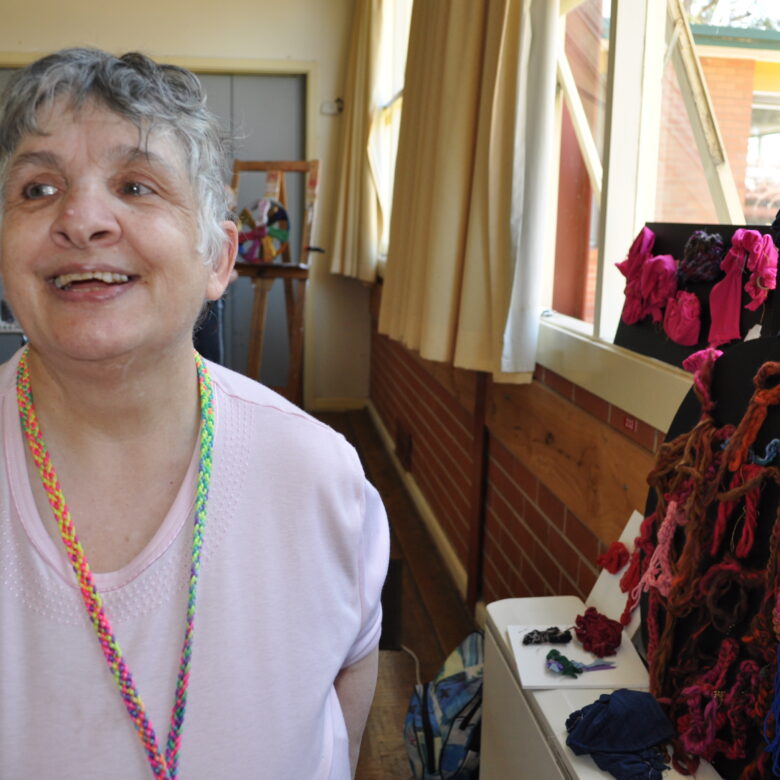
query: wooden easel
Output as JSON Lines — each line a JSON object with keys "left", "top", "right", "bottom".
{"left": 230, "top": 160, "right": 319, "bottom": 406}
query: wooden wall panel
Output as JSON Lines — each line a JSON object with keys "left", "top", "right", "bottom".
{"left": 488, "top": 381, "right": 656, "bottom": 543}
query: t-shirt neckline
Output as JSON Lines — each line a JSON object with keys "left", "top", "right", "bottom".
{"left": 2, "top": 352, "right": 200, "bottom": 592}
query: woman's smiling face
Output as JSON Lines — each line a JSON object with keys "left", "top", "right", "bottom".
{"left": 0, "top": 99, "right": 235, "bottom": 366}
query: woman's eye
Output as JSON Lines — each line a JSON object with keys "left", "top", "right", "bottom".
{"left": 122, "top": 182, "right": 153, "bottom": 196}
{"left": 23, "top": 182, "right": 58, "bottom": 199}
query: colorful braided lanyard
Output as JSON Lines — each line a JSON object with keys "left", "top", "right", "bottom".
{"left": 16, "top": 348, "right": 214, "bottom": 779}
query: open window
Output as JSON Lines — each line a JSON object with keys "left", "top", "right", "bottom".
{"left": 551, "top": 1, "right": 780, "bottom": 342}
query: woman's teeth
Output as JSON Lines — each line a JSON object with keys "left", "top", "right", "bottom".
{"left": 54, "top": 271, "right": 130, "bottom": 289}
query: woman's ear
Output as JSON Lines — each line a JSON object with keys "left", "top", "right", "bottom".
{"left": 206, "top": 220, "right": 239, "bottom": 301}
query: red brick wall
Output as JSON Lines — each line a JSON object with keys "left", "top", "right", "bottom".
{"left": 483, "top": 436, "right": 603, "bottom": 602}
{"left": 655, "top": 57, "right": 754, "bottom": 223}
{"left": 371, "top": 331, "right": 475, "bottom": 567}
{"left": 370, "top": 314, "right": 662, "bottom": 603}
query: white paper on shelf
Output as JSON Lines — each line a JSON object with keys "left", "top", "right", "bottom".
{"left": 507, "top": 624, "right": 649, "bottom": 690}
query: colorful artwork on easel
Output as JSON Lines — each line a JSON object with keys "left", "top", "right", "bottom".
{"left": 237, "top": 198, "right": 290, "bottom": 263}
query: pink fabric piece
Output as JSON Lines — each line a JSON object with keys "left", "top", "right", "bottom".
{"left": 708, "top": 228, "right": 776, "bottom": 345}
{"left": 664, "top": 290, "right": 701, "bottom": 346}
{"left": 616, "top": 227, "right": 655, "bottom": 325}
{"left": 743, "top": 231, "right": 777, "bottom": 310}
{"left": 638, "top": 254, "right": 678, "bottom": 323}
{"left": 708, "top": 230, "right": 749, "bottom": 346}
{"left": 616, "top": 225, "right": 655, "bottom": 280}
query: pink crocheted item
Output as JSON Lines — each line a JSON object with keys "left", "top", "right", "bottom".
{"left": 616, "top": 226, "right": 655, "bottom": 280}
{"left": 638, "top": 254, "right": 678, "bottom": 324}
{"left": 682, "top": 347, "right": 723, "bottom": 375}
{"left": 633, "top": 501, "right": 686, "bottom": 599}
{"left": 617, "top": 227, "right": 656, "bottom": 325}
{"left": 743, "top": 231, "right": 777, "bottom": 311}
{"left": 664, "top": 291, "right": 701, "bottom": 346}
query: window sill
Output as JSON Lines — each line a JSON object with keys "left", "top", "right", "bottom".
{"left": 537, "top": 313, "right": 692, "bottom": 433}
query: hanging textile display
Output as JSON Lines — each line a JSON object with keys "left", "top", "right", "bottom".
{"left": 618, "top": 341, "right": 780, "bottom": 779}
{"left": 613, "top": 223, "right": 779, "bottom": 371}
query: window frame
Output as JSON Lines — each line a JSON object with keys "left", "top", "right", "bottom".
{"left": 539, "top": 0, "right": 757, "bottom": 432}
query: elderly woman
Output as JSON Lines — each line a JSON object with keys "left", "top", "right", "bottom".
{"left": 0, "top": 49, "right": 388, "bottom": 779}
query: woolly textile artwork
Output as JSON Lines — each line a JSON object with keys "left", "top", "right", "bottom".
{"left": 545, "top": 649, "right": 616, "bottom": 678}
{"left": 15, "top": 349, "right": 215, "bottom": 780}
{"left": 620, "top": 340, "right": 780, "bottom": 780}
{"left": 574, "top": 607, "right": 623, "bottom": 658}
{"left": 522, "top": 627, "right": 572, "bottom": 645}
{"left": 597, "top": 541, "right": 630, "bottom": 574}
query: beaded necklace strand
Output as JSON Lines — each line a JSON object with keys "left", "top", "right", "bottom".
{"left": 16, "top": 348, "right": 214, "bottom": 780}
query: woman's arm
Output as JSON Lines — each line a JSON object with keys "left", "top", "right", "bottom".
{"left": 334, "top": 646, "right": 380, "bottom": 777}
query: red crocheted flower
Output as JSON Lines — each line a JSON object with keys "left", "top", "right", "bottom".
{"left": 574, "top": 606, "right": 623, "bottom": 657}
{"left": 596, "top": 541, "right": 630, "bottom": 574}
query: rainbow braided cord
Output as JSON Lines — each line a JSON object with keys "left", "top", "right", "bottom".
{"left": 16, "top": 348, "right": 214, "bottom": 780}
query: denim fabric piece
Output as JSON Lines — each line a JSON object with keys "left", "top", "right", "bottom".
{"left": 589, "top": 747, "right": 669, "bottom": 780}
{"left": 565, "top": 689, "right": 675, "bottom": 780}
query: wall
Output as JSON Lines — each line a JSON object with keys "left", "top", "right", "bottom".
{"left": 370, "top": 285, "right": 661, "bottom": 605}
{"left": 0, "top": 0, "right": 370, "bottom": 409}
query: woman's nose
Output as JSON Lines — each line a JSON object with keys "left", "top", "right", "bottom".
{"left": 50, "top": 185, "right": 121, "bottom": 249}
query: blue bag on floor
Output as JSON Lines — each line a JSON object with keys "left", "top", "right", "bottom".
{"left": 404, "top": 631, "right": 483, "bottom": 779}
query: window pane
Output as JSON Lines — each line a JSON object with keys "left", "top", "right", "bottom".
{"left": 371, "top": 0, "right": 413, "bottom": 256}
{"left": 552, "top": 0, "right": 608, "bottom": 323}
{"left": 746, "top": 72, "right": 780, "bottom": 224}
{"left": 656, "top": 15, "right": 780, "bottom": 226}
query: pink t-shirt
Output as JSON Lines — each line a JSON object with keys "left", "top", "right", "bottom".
{"left": 0, "top": 352, "right": 389, "bottom": 779}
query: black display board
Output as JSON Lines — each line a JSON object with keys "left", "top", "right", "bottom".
{"left": 613, "top": 222, "right": 780, "bottom": 369}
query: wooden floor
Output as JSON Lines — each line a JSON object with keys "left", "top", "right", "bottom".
{"left": 315, "top": 409, "right": 476, "bottom": 780}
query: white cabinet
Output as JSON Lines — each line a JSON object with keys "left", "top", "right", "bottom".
{"left": 480, "top": 598, "right": 722, "bottom": 779}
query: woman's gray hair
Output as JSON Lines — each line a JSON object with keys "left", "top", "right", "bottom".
{"left": 0, "top": 48, "right": 231, "bottom": 267}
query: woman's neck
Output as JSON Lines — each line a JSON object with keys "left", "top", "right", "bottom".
{"left": 20, "top": 343, "right": 207, "bottom": 573}
{"left": 23, "top": 343, "right": 202, "bottom": 446}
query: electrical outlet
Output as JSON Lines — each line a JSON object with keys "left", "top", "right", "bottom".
{"left": 395, "top": 422, "right": 413, "bottom": 472}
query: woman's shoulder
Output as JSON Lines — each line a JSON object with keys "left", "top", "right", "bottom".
{"left": 207, "top": 359, "right": 360, "bottom": 467}
{"left": 208, "top": 360, "right": 329, "bottom": 430}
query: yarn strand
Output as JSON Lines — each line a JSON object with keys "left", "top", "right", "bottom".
{"left": 16, "top": 348, "right": 214, "bottom": 780}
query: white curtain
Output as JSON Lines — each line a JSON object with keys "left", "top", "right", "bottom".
{"left": 378, "top": 0, "right": 559, "bottom": 380}
{"left": 329, "top": 0, "right": 383, "bottom": 282}
{"left": 500, "top": 0, "right": 559, "bottom": 373}
{"left": 330, "top": 0, "right": 412, "bottom": 281}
